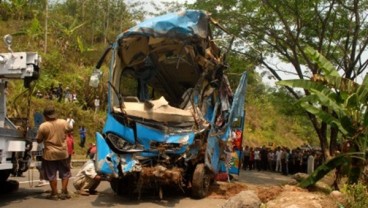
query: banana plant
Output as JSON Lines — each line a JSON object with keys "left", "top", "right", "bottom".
{"left": 277, "top": 46, "right": 368, "bottom": 187}
{"left": 52, "top": 19, "right": 86, "bottom": 53}
{"left": 77, "top": 36, "right": 96, "bottom": 53}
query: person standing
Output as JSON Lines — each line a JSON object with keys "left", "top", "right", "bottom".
{"left": 64, "top": 87, "right": 72, "bottom": 102}
{"left": 242, "top": 146, "right": 250, "bottom": 170}
{"left": 268, "top": 149, "right": 275, "bottom": 172}
{"left": 275, "top": 147, "right": 283, "bottom": 172}
{"left": 254, "top": 147, "right": 261, "bottom": 171}
{"left": 35, "top": 142, "right": 48, "bottom": 187}
{"left": 281, "top": 147, "right": 289, "bottom": 175}
{"left": 66, "top": 131, "right": 75, "bottom": 169}
{"left": 94, "top": 96, "right": 100, "bottom": 113}
{"left": 66, "top": 114, "right": 75, "bottom": 129}
{"left": 260, "top": 145, "right": 268, "bottom": 171}
{"left": 249, "top": 147, "right": 254, "bottom": 170}
{"left": 36, "top": 106, "right": 72, "bottom": 200}
{"left": 56, "top": 83, "right": 63, "bottom": 102}
{"left": 307, "top": 151, "right": 315, "bottom": 174}
{"left": 72, "top": 91, "right": 78, "bottom": 102}
{"left": 79, "top": 126, "right": 87, "bottom": 148}
{"left": 296, "top": 149, "right": 303, "bottom": 173}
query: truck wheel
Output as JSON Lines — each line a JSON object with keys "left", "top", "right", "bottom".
{"left": 0, "top": 170, "right": 11, "bottom": 181}
{"left": 110, "top": 178, "right": 125, "bottom": 195}
{"left": 0, "top": 179, "right": 19, "bottom": 194}
{"left": 110, "top": 176, "right": 136, "bottom": 196}
{"left": 191, "top": 163, "right": 211, "bottom": 199}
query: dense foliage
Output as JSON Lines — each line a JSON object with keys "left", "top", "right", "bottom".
{"left": 279, "top": 47, "right": 368, "bottom": 186}
{"left": 190, "top": 0, "right": 368, "bottom": 159}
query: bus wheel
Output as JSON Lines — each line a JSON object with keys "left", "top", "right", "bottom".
{"left": 191, "top": 163, "right": 211, "bottom": 199}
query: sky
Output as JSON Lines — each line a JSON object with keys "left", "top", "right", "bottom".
{"left": 125, "top": 0, "right": 195, "bottom": 17}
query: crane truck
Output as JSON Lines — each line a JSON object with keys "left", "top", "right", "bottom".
{"left": 0, "top": 34, "right": 40, "bottom": 191}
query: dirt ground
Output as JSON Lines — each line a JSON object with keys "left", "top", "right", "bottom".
{"left": 207, "top": 170, "right": 339, "bottom": 208}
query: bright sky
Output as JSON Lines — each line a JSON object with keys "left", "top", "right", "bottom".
{"left": 125, "top": 0, "right": 195, "bottom": 16}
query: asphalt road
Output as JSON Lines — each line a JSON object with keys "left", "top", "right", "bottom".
{"left": 0, "top": 166, "right": 292, "bottom": 208}
{"left": 0, "top": 167, "right": 227, "bottom": 208}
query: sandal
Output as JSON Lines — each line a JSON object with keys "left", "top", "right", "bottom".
{"left": 78, "top": 190, "right": 90, "bottom": 196}
{"left": 46, "top": 194, "right": 59, "bottom": 200}
{"left": 59, "top": 191, "right": 71, "bottom": 200}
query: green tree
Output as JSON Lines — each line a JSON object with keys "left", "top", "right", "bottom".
{"left": 278, "top": 46, "right": 368, "bottom": 186}
{"left": 191, "top": 0, "right": 368, "bottom": 159}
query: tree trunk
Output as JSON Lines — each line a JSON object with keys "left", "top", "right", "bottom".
{"left": 329, "top": 126, "right": 338, "bottom": 156}
{"left": 307, "top": 111, "right": 330, "bottom": 160}
{"left": 44, "top": 0, "right": 48, "bottom": 53}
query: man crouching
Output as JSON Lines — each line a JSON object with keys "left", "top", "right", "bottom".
{"left": 73, "top": 159, "right": 107, "bottom": 196}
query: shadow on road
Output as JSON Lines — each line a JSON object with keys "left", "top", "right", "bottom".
{"left": 0, "top": 187, "right": 45, "bottom": 207}
{"left": 237, "top": 170, "right": 292, "bottom": 186}
{"left": 90, "top": 186, "right": 186, "bottom": 207}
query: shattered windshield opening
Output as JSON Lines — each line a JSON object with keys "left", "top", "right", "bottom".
{"left": 119, "top": 67, "right": 162, "bottom": 102}
{"left": 116, "top": 36, "right": 206, "bottom": 107}
{"left": 108, "top": 10, "right": 236, "bottom": 127}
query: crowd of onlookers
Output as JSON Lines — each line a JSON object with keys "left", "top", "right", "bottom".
{"left": 241, "top": 145, "right": 324, "bottom": 175}
{"left": 35, "top": 83, "right": 78, "bottom": 103}
{"left": 35, "top": 83, "right": 101, "bottom": 113}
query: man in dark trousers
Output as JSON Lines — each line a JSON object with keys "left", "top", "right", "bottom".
{"left": 242, "top": 146, "right": 250, "bottom": 170}
{"left": 260, "top": 145, "right": 268, "bottom": 171}
{"left": 36, "top": 105, "right": 73, "bottom": 200}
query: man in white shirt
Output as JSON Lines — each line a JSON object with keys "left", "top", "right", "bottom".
{"left": 73, "top": 159, "right": 104, "bottom": 196}
{"left": 254, "top": 148, "right": 261, "bottom": 171}
{"left": 94, "top": 96, "right": 100, "bottom": 113}
{"left": 275, "top": 147, "right": 283, "bottom": 172}
{"left": 66, "top": 114, "right": 75, "bottom": 129}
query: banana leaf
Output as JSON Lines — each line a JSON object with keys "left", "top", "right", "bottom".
{"left": 344, "top": 94, "right": 359, "bottom": 110}
{"left": 299, "top": 154, "right": 349, "bottom": 188}
{"left": 297, "top": 94, "right": 318, "bottom": 103}
{"left": 300, "top": 102, "right": 348, "bottom": 135}
{"left": 340, "top": 116, "right": 355, "bottom": 137}
{"left": 364, "top": 109, "right": 368, "bottom": 127}
{"left": 323, "top": 76, "right": 359, "bottom": 94}
{"left": 304, "top": 47, "right": 359, "bottom": 94}
{"left": 309, "top": 89, "right": 344, "bottom": 115}
{"left": 277, "top": 79, "right": 330, "bottom": 92}
{"left": 357, "top": 74, "right": 368, "bottom": 103}
{"left": 304, "top": 46, "right": 340, "bottom": 77}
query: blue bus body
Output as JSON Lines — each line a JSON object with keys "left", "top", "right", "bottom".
{"left": 92, "top": 10, "right": 247, "bottom": 199}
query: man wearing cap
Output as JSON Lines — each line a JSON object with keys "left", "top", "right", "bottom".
{"left": 36, "top": 105, "right": 73, "bottom": 200}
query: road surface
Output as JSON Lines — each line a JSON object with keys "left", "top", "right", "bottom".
{"left": 0, "top": 167, "right": 291, "bottom": 208}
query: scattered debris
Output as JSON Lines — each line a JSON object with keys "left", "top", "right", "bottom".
{"left": 207, "top": 175, "right": 339, "bottom": 208}
{"left": 222, "top": 190, "right": 261, "bottom": 208}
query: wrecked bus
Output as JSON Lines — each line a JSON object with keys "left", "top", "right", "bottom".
{"left": 90, "top": 10, "right": 247, "bottom": 199}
